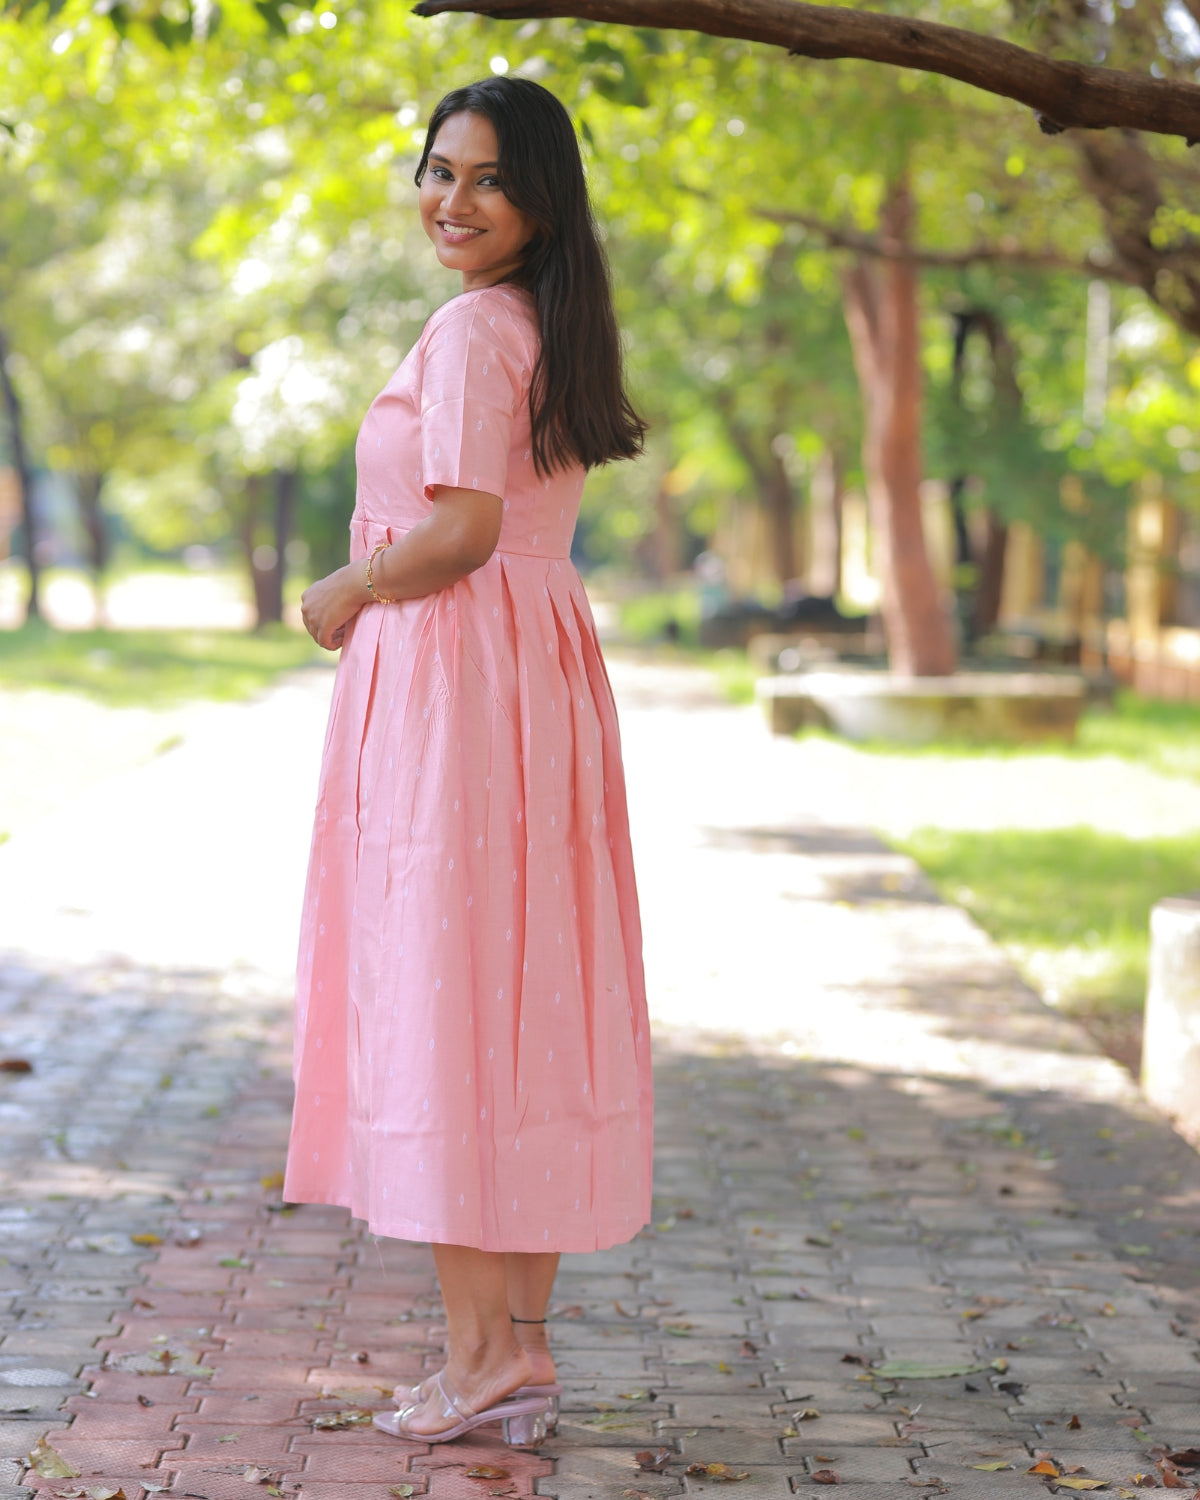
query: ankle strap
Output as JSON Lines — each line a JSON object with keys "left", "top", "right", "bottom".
{"left": 510, "top": 1316, "right": 547, "bottom": 1324}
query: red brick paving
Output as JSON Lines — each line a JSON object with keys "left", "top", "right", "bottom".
{"left": 24, "top": 1071, "right": 552, "bottom": 1500}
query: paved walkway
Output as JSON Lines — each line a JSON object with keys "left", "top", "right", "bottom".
{"left": 1, "top": 657, "right": 1198, "bottom": 1500}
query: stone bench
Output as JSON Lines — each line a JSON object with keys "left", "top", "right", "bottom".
{"left": 757, "top": 668, "right": 1090, "bottom": 743}
{"left": 1143, "top": 894, "right": 1200, "bottom": 1144}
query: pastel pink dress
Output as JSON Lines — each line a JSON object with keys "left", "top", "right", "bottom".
{"left": 283, "top": 284, "right": 653, "bottom": 1253}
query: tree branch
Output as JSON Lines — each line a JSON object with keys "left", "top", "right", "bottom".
{"left": 411, "top": 0, "right": 1200, "bottom": 142}
{"left": 760, "top": 205, "right": 1145, "bottom": 285}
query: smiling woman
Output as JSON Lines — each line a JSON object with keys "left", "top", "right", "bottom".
{"left": 418, "top": 113, "right": 537, "bottom": 289}
{"left": 283, "top": 76, "right": 651, "bottom": 1452}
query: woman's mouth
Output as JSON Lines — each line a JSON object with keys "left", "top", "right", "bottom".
{"left": 439, "top": 222, "right": 484, "bottom": 244}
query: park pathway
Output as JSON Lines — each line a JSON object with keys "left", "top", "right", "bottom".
{"left": 1, "top": 654, "right": 1198, "bottom": 1500}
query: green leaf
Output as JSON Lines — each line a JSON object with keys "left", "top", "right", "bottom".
{"left": 871, "top": 1360, "right": 989, "bottom": 1380}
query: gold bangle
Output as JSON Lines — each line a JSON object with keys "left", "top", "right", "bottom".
{"left": 365, "top": 542, "right": 395, "bottom": 603}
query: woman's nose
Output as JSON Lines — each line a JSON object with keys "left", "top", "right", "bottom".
{"left": 443, "top": 176, "right": 473, "bottom": 215}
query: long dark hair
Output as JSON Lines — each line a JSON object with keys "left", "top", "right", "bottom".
{"left": 415, "top": 77, "right": 646, "bottom": 475}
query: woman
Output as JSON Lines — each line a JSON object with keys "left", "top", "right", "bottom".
{"left": 283, "top": 77, "right": 653, "bottom": 1448}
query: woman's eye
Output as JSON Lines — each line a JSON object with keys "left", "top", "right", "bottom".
{"left": 479, "top": 175, "right": 501, "bottom": 188}
{"left": 431, "top": 166, "right": 453, "bottom": 181}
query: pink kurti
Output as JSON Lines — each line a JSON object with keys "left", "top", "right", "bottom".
{"left": 284, "top": 284, "right": 653, "bottom": 1253}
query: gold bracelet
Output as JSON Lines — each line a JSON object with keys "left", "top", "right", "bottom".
{"left": 365, "top": 542, "right": 395, "bottom": 603}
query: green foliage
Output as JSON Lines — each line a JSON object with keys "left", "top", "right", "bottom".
{"left": 1, "top": 0, "right": 1197, "bottom": 589}
{"left": 0, "top": 620, "right": 323, "bottom": 704}
{"left": 897, "top": 824, "right": 1200, "bottom": 1016}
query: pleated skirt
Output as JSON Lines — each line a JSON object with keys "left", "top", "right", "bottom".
{"left": 283, "top": 534, "right": 653, "bottom": 1252}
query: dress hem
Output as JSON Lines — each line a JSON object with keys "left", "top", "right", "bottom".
{"left": 283, "top": 1191, "right": 650, "bottom": 1255}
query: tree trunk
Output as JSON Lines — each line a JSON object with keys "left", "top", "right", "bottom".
{"left": 808, "top": 443, "right": 844, "bottom": 597}
{"left": 718, "top": 401, "right": 800, "bottom": 590}
{"left": 973, "top": 510, "right": 1009, "bottom": 636}
{"left": 841, "top": 180, "right": 957, "bottom": 676}
{"left": 76, "top": 471, "right": 110, "bottom": 627}
{"left": 0, "top": 322, "right": 39, "bottom": 622}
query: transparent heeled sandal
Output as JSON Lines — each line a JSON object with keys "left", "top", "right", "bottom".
{"left": 394, "top": 1379, "right": 561, "bottom": 1435}
{"left": 373, "top": 1371, "right": 552, "bottom": 1448}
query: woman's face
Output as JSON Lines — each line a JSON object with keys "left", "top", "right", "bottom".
{"left": 420, "top": 111, "right": 537, "bottom": 291}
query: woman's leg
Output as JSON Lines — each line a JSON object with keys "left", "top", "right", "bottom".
{"left": 505, "top": 1252, "right": 560, "bottom": 1386}
{"left": 399, "top": 1244, "right": 533, "bottom": 1436}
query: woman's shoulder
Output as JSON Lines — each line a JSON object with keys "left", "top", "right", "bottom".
{"left": 421, "top": 284, "right": 539, "bottom": 354}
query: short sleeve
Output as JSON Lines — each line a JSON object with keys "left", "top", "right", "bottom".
{"left": 419, "top": 295, "right": 529, "bottom": 502}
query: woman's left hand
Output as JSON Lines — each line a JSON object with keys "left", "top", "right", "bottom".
{"left": 300, "top": 564, "right": 369, "bottom": 651}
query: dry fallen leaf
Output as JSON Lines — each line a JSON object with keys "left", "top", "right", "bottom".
{"left": 1029, "top": 1460, "right": 1061, "bottom": 1476}
{"left": 310, "top": 1409, "right": 373, "bottom": 1430}
{"left": 387, "top": 1487, "right": 415, "bottom": 1497}
{"left": 685, "top": 1463, "right": 750, "bottom": 1482}
{"left": 137, "top": 1394, "right": 155, "bottom": 1408}
{"left": 28, "top": 1438, "right": 81, "bottom": 1479}
{"left": 740, "top": 1339, "right": 759, "bottom": 1358}
{"left": 1069, "top": 1416, "right": 1083, "bottom": 1430}
{"left": 1164, "top": 1454, "right": 1200, "bottom": 1470}
{"left": 812, "top": 1469, "right": 841, "bottom": 1485}
{"left": 634, "top": 1449, "right": 672, "bottom": 1473}
{"left": 841, "top": 1353, "right": 866, "bottom": 1366}
{"left": 88, "top": 1486, "right": 127, "bottom": 1499}
{"left": 129, "top": 1233, "right": 163, "bottom": 1247}
{"left": 973, "top": 1462, "right": 1013, "bottom": 1471}
{"left": 466, "top": 1466, "right": 511, "bottom": 1480}
{"left": 0, "top": 1057, "right": 33, "bottom": 1073}
{"left": 1158, "top": 1471, "right": 1187, "bottom": 1491}
{"left": 1052, "top": 1482, "right": 1108, "bottom": 1492}
{"left": 241, "top": 1466, "right": 279, "bottom": 1485}
{"left": 795, "top": 1408, "right": 821, "bottom": 1421}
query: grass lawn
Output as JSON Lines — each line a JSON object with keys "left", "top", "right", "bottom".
{"left": 895, "top": 825, "right": 1200, "bottom": 1070}
{"left": 0, "top": 622, "right": 325, "bottom": 707}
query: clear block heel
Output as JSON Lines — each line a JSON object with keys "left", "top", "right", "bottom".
{"left": 503, "top": 1406, "right": 549, "bottom": 1447}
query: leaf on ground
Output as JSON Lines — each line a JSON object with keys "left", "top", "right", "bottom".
{"left": 0, "top": 1057, "right": 33, "bottom": 1073}
{"left": 613, "top": 1301, "right": 638, "bottom": 1318}
{"left": 1158, "top": 1470, "right": 1188, "bottom": 1490}
{"left": 740, "top": 1339, "right": 759, "bottom": 1358}
{"left": 684, "top": 1463, "right": 749, "bottom": 1482}
{"left": 1029, "top": 1460, "right": 1061, "bottom": 1476}
{"left": 217, "top": 1433, "right": 240, "bottom": 1443}
{"left": 52, "top": 1489, "right": 86, "bottom": 1498}
{"left": 959, "top": 1309, "right": 988, "bottom": 1321}
{"left": 137, "top": 1395, "right": 155, "bottom": 1407}
{"left": 1052, "top": 1481, "right": 1108, "bottom": 1491}
{"left": 553, "top": 1304, "right": 585, "bottom": 1319}
{"left": 812, "top": 1469, "right": 841, "bottom": 1485}
{"left": 466, "top": 1466, "right": 511, "bottom": 1480}
{"left": 991, "top": 1358, "right": 1010, "bottom": 1373}
{"left": 873, "top": 1360, "right": 987, "bottom": 1379}
{"left": 841, "top": 1353, "right": 866, "bottom": 1366}
{"left": 387, "top": 1486, "right": 415, "bottom": 1497}
{"left": 241, "top": 1467, "right": 280, "bottom": 1485}
{"left": 28, "top": 1438, "right": 81, "bottom": 1479}
{"left": 110, "top": 1347, "right": 213, "bottom": 1378}
{"left": 973, "top": 1462, "right": 1013, "bottom": 1471}
{"left": 795, "top": 1408, "right": 821, "bottom": 1421}
{"left": 617, "top": 1389, "right": 649, "bottom": 1401}
{"left": 1068, "top": 1416, "right": 1083, "bottom": 1430}
{"left": 310, "top": 1409, "right": 373, "bottom": 1429}
{"left": 805, "top": 1235, "right": 833, "bottom": 1248}
{"left": 906, "top": 1481, "right": 947, "bottom": 1494}
{"left": 1164, "top": 1453, "right": 1200, "bottom": 1470}
{"left": 260, "top": 1172, "right": 285, "bottom": 1190}
{"left": 1121, "top": 1245, "right": 1153, "bottom": 1258}
{"left": 88, "top": 1486, "right": 126, "bottom": 1499}
{"left": 662, "top": 1323, "right": 693, "bottom": 1337}
{"left": 129, "top": 1234, "right": 163, "bottom": 1247}
{"left": 634, "top": 1449, "right": 672, "bottom": 1473}
{"left": 219, "top": 1257, "right": 252, "bottom": 1268}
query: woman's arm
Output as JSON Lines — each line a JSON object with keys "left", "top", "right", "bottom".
{"left": 300, "top": 486, "right": 504, "bottom": 651}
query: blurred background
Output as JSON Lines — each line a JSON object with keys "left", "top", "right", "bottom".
{"left": 2, "top": 0, "right": 1200, "bottom": 1079}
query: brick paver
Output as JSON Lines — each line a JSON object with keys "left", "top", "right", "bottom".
{"left": 2, "top": 659, "right": 1198, "bottom": 1500}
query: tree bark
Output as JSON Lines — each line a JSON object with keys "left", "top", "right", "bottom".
{"left": 76, "top": 471, "right": 110, "bottom": 627}
{"left": 840, "top": 180, "right": 957, "bottom": 677}
{"left": 414, "top": 0, "right": 1200, "bottom": 140}
{"left": 0, "top": 322, "right": 39, "bottom": 622}
{"left": 718, "top": 404, "right": 799, "bottom": 588}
